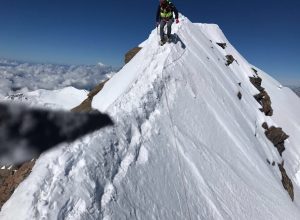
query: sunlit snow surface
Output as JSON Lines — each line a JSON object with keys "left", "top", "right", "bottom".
{"left": 2, "top": 15, "right": 300, "bottom": 219}
{"left": 3, "top": 87, "right": 88, "bottom": 110}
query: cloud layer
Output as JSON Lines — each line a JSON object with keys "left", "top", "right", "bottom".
{"left": 0, "top": 58, "right": 116, "bottom": 97}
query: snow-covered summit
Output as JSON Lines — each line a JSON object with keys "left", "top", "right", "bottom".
{"left": 97, "top": 62, "right": 106, "bottom": 67}
{"left": 2, "top": 15, "right": 300, "bottom": 219}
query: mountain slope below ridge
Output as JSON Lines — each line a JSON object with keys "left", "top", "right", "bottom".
{"left": 1, "top": 15, "right": 300, "bottom": 219}
{"left": 257, "top": 71, "right": 300, "bottom": 188}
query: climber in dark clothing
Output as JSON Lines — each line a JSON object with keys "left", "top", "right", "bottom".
{"left": 156, "top": 0, "right": 179, "bottom": 44}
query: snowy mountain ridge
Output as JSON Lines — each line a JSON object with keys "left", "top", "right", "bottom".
{"left": 1, "top": 15, "right": 300, "bottom": 219}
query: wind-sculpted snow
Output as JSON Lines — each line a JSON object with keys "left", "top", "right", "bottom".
{"left": 0, "top": 59, "right": 116, "bottom": 97}
{"left": 2, "top": 15, "right": 300, "bottom": 220}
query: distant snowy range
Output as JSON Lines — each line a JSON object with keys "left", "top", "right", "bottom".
{"left": 0, "top": 58, "right": 117, "bottom": 98}
{"left": 289, "top": 86, "right": 300, "bottom": 97}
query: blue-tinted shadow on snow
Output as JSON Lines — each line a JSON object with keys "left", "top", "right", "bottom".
{"left": 171, "top": 33, "right": 186, "bottom": 49}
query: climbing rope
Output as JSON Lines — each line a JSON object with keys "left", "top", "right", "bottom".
{"left": 161, "top": 23, "right": 193, "bottom": 220}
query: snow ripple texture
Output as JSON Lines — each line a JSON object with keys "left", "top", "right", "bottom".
{"left": 2, "top": 15, "right": 300, "bottom": 220}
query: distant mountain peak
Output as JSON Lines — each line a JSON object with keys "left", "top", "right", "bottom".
{"left": 97, "top": 62, "right": 106, "bottom": 67}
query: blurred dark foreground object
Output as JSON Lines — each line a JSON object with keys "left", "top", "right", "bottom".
{"left": 0, "top": 102, "right": 113, "bottom": 166}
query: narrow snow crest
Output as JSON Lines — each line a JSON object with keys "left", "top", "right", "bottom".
{"left": 92, "top": 14, "right": 189, "bottom": 112}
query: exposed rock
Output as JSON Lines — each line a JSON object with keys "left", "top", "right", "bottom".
{"left": 0, "top": 169, "right": 14, "bottom": 185}
{"left": 237, "top": 91, "right": 242, "bottom": 100}
{"left": 72, "top": 79, "right": 109, "bottom": 113}
{"left": 265, "top": 126, "right": 289, "bottom": 156}
{"left": 251, "top": 67, "right": 258, "bottom": 75}
{"left": 88, "top": 79, "right": 109, "bottom": 98}
{"left": 0, "top": 160, "right": 35, "bottom": 209}
{"left": 216, "top": 42, "right": 227, "bottom": 49}
{"left": 254, "top": 90, "right": 273, "bottom": 116}
{"left": 265, "top": 126, "right": 289, "bottom": 146}
{"left": 125, "top": 47, "right": 142, "bottom": 64}
{"left": 238, "top": 82, "right": 242, "bottom": 87}
{"left": 260, "top": 92, "right": 273, "bottom": 116}
{"left": 249, "top": 76, "right": 264, "bottom": 92}
{"left": 278, "top": 162, "right": 294, "bottom": 201}
{"left": 254, "top": 92, "right": 264, "bottom": 102}
{"left": 275, "top": 143, "right": 286, "bottom": 156}
{"left": 225, "top": 55, "right": 235, "bottom": 66}
{"left": 262, "top": 122, "right": 269, "bottom": 130}
{"left": 71, "top": 97, "right": 93, "bottom": 113}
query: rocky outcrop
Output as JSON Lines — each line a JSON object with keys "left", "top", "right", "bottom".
{"left": 262, "top": 123, "right": 293, "bottom": 200}
{"left": 225, "top": 55, "right": 235, "bottom": 66}
{"left": 0, "top": 160, "right": 35, "bottom": 209}
{"left": 265, "top": 126, "right": 289, "bottom": 156}
{"left": 250, "top": 76, "right": 264, "bottom": 92}
{"left": 254, "top": 91, "right": 273, "bottom": 116}
{"left": 262, "top": 122, "right": 269, "bottom": 130}
{"left": 250, "top": 76, "right": 273, "bottom": 116}
{"left": 72, "top": 79, "right": 109, "bottom": 113}
{"left": 251, "top": 67, "right": 258, "bottom": 75}
{"left": 0, "top": 169, "right": 15, "bottom": 186}
{"left": 237, "top": 91, "right": 242, "bottom": 100}
{"left": 125, "top": 47, "right": 142, "bottom": 64}
{"left": 216, "top": 42, "right": 227, "bottom": 49}
{"left": 262, "top": 123, "right": 289, "bottom": 156}
{"left": 278, "top": 162, "right": 294, "bottom": 201}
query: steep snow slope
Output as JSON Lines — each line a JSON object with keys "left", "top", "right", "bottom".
{"left": 2, "top": 15, "right": 300, "bottom": 220}
{"left": 257, "top": 70, "right": 300, "bottom": 188}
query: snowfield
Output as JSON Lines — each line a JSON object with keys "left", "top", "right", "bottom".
{"left": 3, "top": 87, "right": 88, "bottom": 110}
{"left": 1, "top": 15, "right": 300, "bottom": 219}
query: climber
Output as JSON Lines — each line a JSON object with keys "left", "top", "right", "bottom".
{"left": 156, "top": 0, "right": 179, "bottom": 45}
